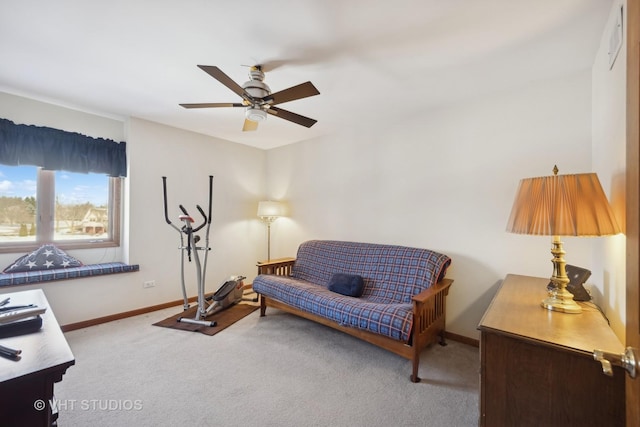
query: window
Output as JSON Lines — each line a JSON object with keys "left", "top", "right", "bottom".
{"left": 0, "top": 118, "right": 126, "bottom": 253}
{"left": 0, "top": 164, "right": 121, "bottom": 252}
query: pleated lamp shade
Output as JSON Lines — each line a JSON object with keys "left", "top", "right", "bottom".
{"left": 507, "top": 172, "right": 620, "bottom": 237}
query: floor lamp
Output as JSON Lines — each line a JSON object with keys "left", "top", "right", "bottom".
{"left": 257, "top": 201, "right": 285, "bottom": 261}
{"left": 506, "top": 166, "right": 621, "bottom": 314}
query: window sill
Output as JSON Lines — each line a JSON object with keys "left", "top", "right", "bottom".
{"left": 0, "top": 263, "right": 139, "bottom": 288}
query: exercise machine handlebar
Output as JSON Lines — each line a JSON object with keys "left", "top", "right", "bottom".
{"left": 207, "top": 175, "right": 213, "bottom": 225}
{"left": 162, "top": 176, "right": 213, "bottom": 232}
{"left": 193, "top": 205, "right": 207, "bottom": 233}
{"left": 162, "top": 176, "right": 172, "bottom": 225}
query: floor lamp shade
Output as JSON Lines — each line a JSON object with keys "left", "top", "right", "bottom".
{"left": 257, "top": 201, "right": 286, "bottom": 261}
{"left": 506, "top": 168, "right": 620, "bottom": 314}
{"left": 257, "top": 201, "right": 285, "bottom": 219}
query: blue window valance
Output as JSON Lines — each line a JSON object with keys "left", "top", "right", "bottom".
{"left": 0, "top": 118, "right": 127, "bottom": 177}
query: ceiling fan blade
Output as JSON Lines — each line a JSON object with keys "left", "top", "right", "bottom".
{"left": 267, "top": 106, "right": 317, "bottom": 128}
{"left": 258, "top": 59, "right": 289, "bottom": 73}
{"left": 179, "top": 103, "right": 244, "bottom": 109}
{"left": 242, "top": 118, "right": 259, "bottom": 132}
{"left": 197, "top": 65, "right": 253, "bottom": 102}
{"left": 263, "top": 81, "right": 320, "bottom": 106}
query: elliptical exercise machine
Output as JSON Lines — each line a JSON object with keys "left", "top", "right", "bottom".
{"left": 162, "top": 175, "right": 246, "bottom": 327}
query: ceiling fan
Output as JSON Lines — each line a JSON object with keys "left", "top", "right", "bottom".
{"left": 180, "top": 65, "right": 320, "bottom": 131}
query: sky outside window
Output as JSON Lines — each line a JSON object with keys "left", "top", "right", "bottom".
{"left": 0, "top": 165, "right": 108, "bottom": 205}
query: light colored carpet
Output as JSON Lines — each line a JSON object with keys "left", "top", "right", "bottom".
{"left": 56, "top": 306, "right": 479, "bottom": 426}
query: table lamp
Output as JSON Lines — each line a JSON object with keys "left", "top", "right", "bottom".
{"left": 257, "top": 201, "right": 285, "bottom": 261}
{"left": 506, "top": 166, "right": 621, "bottom": 314}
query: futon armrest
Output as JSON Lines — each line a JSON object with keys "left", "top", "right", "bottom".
{"left": 256, "top": 257, "right": 296, "bottom": 276}
{"left": 411, "top": 278, "right": 453, "bottom": 304}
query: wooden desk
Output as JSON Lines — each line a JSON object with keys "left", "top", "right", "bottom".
{"left": 478, "top": 274, "right": 625, "bottom": 426}
{"left": 0, "top": 289, "right": 75, "bottom": 426}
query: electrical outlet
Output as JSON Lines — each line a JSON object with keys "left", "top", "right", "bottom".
{"left": 143, "top": 280, "right": 156, "bottom": 288}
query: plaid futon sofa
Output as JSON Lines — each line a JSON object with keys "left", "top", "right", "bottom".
{"left": 252, "top": 240, "right": 453, "bottom": 382}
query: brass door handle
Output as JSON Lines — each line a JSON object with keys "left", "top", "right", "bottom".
{"left": 593, "top": 347, "right": 639, "bottom": 378}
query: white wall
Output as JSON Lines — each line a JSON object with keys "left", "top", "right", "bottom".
{"left": 0, "top": 93, "right": 268, "bottom": 325}
{"left": 591, "top": 1, "right": 627, "bottom": 341}
{"left": 267, "top": 70, "right": 595, "bottom": 339}
{"left": 126, "top": 118, "right": 267, "bottom": 314}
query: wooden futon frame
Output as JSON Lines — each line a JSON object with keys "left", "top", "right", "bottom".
{"left": 256, "top": 257, "right": 453, "bottom": 382}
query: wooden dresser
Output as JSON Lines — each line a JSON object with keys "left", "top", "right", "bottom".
{"left": 0, "top": 289, "right": 75, "bottom": 426}
{"left": 478, "top": 274, "right": 625, "bottom": 426}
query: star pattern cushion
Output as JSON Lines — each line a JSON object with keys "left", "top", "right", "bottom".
{"left": 3, "top": 244, "right": 83, "bottom": 273}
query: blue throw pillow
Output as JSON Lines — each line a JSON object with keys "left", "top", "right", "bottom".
{"left": 328, "top": 273, "right": 364, "bottom": 297}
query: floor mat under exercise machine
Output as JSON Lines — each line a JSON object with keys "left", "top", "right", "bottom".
{"left": 152, "top": 301, "right": 259, "bottom": 335}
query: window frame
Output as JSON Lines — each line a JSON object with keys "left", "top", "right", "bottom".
{"left": 0, "top": 168, "right": 122, "bottom": 254}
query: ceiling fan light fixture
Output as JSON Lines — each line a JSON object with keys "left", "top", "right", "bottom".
{"left": 242, "top": 70, "right": 271, "bottom": 99}
{"left": 246, "top": 107, "right": 267, "bottom": 122}
{"left": 181, "top": 65, "right": 319, "bottom": 130}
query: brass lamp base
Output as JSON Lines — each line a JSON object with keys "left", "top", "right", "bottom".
{"left": 541, "top": 290, "right": 582, "bottom": 314}
{"left": 543, "top": 235, "right": 582, "bottom": 314}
